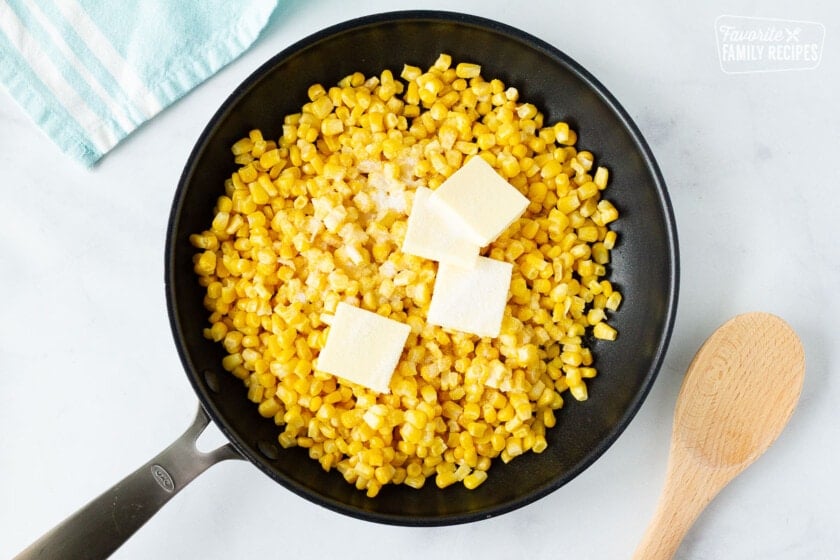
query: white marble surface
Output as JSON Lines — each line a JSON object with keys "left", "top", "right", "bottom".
{"left": 1, "top": 1, "right": 838, "bottom": 558}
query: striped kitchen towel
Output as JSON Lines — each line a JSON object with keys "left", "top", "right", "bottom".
{"left": 0, "top": 0, "right": 278, "bottom": 166}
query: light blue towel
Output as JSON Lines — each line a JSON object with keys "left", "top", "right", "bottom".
{"left": 0, "top": 0, "right": 278, "bottom": 166}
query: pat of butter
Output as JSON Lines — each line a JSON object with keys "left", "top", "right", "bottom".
{"left": 431, "top": 156, "right": 530, "bottom": 246}
{"left": 427, "top": 257, "right": 513, "bottom": 338}
{"left": 401, "top": 187, "right": 480, "bottom": 268}
{"left": 316, "top": 302, "right": 411, "bottom": 393}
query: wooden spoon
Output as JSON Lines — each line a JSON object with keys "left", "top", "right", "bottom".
{"left": 633, "top": 312, "right": 805, "bottom": 560}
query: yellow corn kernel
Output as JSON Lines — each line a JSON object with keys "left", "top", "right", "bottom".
{"left": 591, "top": 243, "right": 610, "bottom": 265}
{"left": 404, "top": 475, "right": 425, "bottom": 489}
{"left": 605, "top": 291, "right": 623, "bottom": 311}
{"left": 278, "top": 432, "right": 297, "bottom": 449}
{"left": 432, "top": 53, "right": 452, "bottom": 71}
{"left": 231, "top": 137, "right": 254, "bottom": 156}
{"left": 194, "top": 251, "right": 216, "bottom": 276}
{"left": 363, "top": 406, "right": 387, "bottom": 430}
{"left": 556, "top": 194, "right": 581, "bottom": 214}
{"left": 594, "top": 166, "right": 609, "bottom": 189}
{"left": 463, "top": 469, "right": 487, "bottom": 490}
{"left": 321, "top": 117, "right": 344, "bottom": 136}
{"left": 498, "top": 154, "right": 521, "bottom": 178}
{"left": 310, "top": 95, "right": 334, "bottom": 120}
{"left": 221, "top": 353, "right": 243, "bottom": 372}
{"left": 259, "top": 148, "right": 281, "bottom": 170}
{"left": 597, "top": 200, "right": 619, "bottom": 224}
{"left": 238, "top": 164, "right": 258, "bottom": 183}
{"left": 587, "top": 308, "right": 606, "bottom": 326}
{"left": 258, "top": 398, "right": 281, "bottom": 418}
{"left": 552, "top": 122, "right": 570, "bottom": 144}
{"left": 568, "top": 380, "right": 588, "bottom": 401}
{"left": 206, "top": 321, "right": 227, "bottom": 342}
{"left": 576, "top": 150, "right": 594, "bottom": 170}
{"left": 540, "top": 159, "right": 563, "bottom": 179}
{"left": 455, "top": 62, "right": 482, "bottom": 79}
{"left": 577, "top": 181, "right": 599, "bottom": 201}
{"left": 404, "top": 409, "right": 428, "bottom": 430}
{"left": 593, "top": 322, "right": 618, "bottom": 341}
{"left": 401, "top": 64, "right": 422, "bottom": 81}
{"left": 516, "top": 102, "right": 537, "bottom": 119}
{"left": 579, "top": 367, "right": 597, "bottom": 379}
{"left": 436, "top": 469, "right": 459, "bottom": 489}
{"left": 307, "top": 83, "right": 326, "bottom": 101}
{"left": 577, "top": 226, "right": 600, "bottom": 243}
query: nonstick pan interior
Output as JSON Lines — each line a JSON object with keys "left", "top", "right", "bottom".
{"left": 166, "top": 11, "right": 678, "bottom": 526}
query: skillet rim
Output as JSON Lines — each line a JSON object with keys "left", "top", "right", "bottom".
{"left": 165, "top": 9, "right": 680, "bottom": 525}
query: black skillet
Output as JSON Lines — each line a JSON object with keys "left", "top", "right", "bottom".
{"left": 16, "top": 11, "right": 678, "bottom": 559}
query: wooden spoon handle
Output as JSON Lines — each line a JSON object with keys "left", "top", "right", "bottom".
{"left": 632, "top": 489, "right": 703, "bottom": 559}
{"left": 632, "top": 459, "right": 732, "bottom": 560}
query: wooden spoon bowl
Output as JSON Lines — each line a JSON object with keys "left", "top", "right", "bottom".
{"left": 634, "top": 312, "right": 805, "bottom": 559}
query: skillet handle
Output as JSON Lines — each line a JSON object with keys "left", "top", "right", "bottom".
{"left": 14, "top": 404, "right": 242, "bottom": 560}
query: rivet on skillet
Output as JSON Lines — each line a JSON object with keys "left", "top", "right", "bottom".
{"left": 257, "top": 440, "right": 280, "bottom": 461}
{"left": 203, "top": 370, "right": 221, "bottom": 393}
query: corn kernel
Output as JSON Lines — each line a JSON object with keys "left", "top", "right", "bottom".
{"left": 556, "top": 194, "right": 581, "bottom": 214}
{"left": 463, "top": 469, "right": 487, "bottom": 490}
{"left": 593, "top": 322, "right": 618, "bottom": 341}
{"left": 606, "top": 291, "right": 623, "bottom": 311}
{"left": 455, "top": 62, "right": 481, "bottom": 79}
